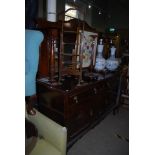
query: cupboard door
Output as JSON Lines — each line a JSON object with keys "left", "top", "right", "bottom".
{"left": 68, "top": 103, "right": 91, "bottom": 138}
{"left": 91, "top": 83, "right": 106, "bottom": 120}
{"left": 68, "top": 93, "right": 94, "bottom": 138}
{"left": 104, "top": 75, "right": 119, "bottom": 109}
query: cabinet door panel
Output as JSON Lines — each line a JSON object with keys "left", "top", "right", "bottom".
{"left": 68, "top": 101, "right": 91, "bottom": 137}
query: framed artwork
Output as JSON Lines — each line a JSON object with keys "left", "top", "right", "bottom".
{"left": 77, "top": 30, "right": 98, "bottom": 68}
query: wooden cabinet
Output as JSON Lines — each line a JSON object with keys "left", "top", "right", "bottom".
{"left": 36, "top": 71, "right": 119, "bottom": 146}
{"left": 34, "top": 18, "right": 120, "bottom": 147}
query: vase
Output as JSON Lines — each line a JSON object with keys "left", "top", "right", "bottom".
{"left": 106, "top": 46, "right": 119, "bottom": 71}
{"left": 94, "top": 39, "right": 106, "bottom": 71}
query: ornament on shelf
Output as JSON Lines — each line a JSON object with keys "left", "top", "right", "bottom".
{"left": 106, "top": 45, "right": 119, "bottom": 71}
{"left": 94, "top": 39, "right": 106, "bottom": 71}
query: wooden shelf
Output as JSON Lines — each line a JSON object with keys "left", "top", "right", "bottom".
{"left": 62, "top": 53, "right": 80, "bottom": 56}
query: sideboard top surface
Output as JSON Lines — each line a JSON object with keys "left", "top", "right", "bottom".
{"left": 37, "top": 70, "right": 118, "bottom": 94}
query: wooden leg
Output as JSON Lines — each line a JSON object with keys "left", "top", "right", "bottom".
{"left": 113, "top": 106, "right": 120, "bottom": 115}
{"left": 25, "top": 95, "right": 37, "bottom": 115}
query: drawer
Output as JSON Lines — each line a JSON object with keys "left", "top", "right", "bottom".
{"left": 69, "top": 85, "right": 105, "bottom": 105}
{"left": 69, "top": 89, "right": 94, "bottom": 105}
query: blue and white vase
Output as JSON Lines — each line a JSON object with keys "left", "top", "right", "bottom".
{"left": 94, "top": 39, "right": 106, "bottom": 71}
{"left": 106, "top": 46, "right": 119, "bottom": 71}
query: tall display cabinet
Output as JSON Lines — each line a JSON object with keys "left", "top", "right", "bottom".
{"left": 35, "top": 9, "right": 121, "bottom": 147}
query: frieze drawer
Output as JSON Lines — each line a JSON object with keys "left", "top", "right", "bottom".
{"left": 69, "top": 89, "right": 94, "bottom": 105}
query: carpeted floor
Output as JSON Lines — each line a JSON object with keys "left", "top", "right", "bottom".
{"left": 67, "top": 107, "right": 129, "bottom": 155}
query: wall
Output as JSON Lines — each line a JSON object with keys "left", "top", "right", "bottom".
{"left": 92, "top": 0, "right": 129, "bottom": 32}
{"left": 37, "top": 0, "right": 92, "bottom": 25}
{"left": 25, "top": 0, "right": 39, "bottom": 28}
{"left": 37, "top": 0, "right": 129, "bottom": 33}
{"left": 57, "top": 0, "right": 65, "bottom": 19}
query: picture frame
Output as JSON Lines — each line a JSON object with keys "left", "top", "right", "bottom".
{"left": 77, "top": 30, "right": 98, "bottom": 68}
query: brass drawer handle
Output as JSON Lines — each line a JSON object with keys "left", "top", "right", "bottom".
{"left": 73, "top": 96, "right": 78, "bottom": 104}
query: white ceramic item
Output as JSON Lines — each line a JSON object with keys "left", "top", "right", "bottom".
{"left": 106, "top": 46, "right": 119, "bottom": 71}
{"left": 94, "top": 39, "right": 106, "bottom": 71}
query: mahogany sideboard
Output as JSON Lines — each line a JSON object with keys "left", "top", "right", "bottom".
{"left": 36, "top": 71, "right": 119, "bottom": 147}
